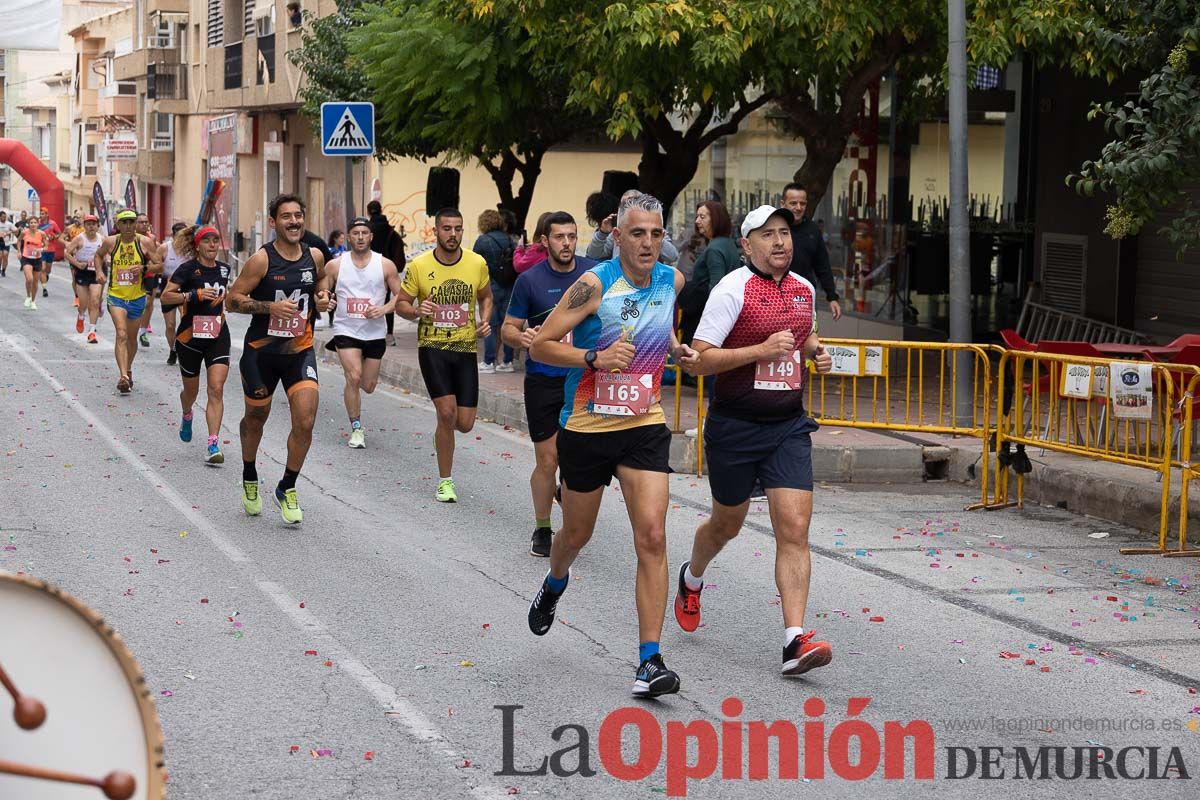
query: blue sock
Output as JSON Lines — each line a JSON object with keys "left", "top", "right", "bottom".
{"left": 639, "top": 641, "right": 660, "bottom": 663}
{"left": 545, "top": 571, "right": 568, "bottom": 593}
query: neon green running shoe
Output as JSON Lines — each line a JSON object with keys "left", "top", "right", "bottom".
{"left": 241, "top": 480, "right": 262, "bottom": 516}
{"left": 435, "top": 478, "right": 457, "bottom": 503}
{"left": 274, "top": 487, "right": 303, "bottom": 524}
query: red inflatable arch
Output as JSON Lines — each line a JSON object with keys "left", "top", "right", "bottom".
{"left": 0, "top": 138, "right": 65, "bottom": 228}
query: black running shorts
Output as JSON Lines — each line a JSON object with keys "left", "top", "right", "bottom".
{"left": 324, "top": 334, "right": 386, "bottom": 360}
{"left": 73, "top": 268, "right": 98, "bottom": 287}
{"left": 417, "top": 347, "right": 478, "bottom": 406}
{"left": 240, "top": 347, "right": 319, "bottom": 404}
{"left": 557, "top": 423, "right": 672, "bottom": 494}
{"left": 178, "top": 329, "right": 232, "bottom": 378}
{"left": 704, "top": 412, "right": 818, "bottom": 506}
{"left": 21, "top": 257, "right": 41, "bottom": 271}
{"left": 524, "top": 373, "right": 566, "bottom": 444}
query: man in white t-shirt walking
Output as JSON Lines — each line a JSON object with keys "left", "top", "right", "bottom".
{"left": 324, "top": 216, "right": 403, "bottom": 448}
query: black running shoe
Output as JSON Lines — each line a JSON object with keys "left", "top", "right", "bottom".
{"left": 42, "top": 287, "right": 48, "bottom": 298}
{"left": 167, "top": 349, "right": 177, "bottom": 366}
{"left": 530, "top": 527, "right": 552, "bottom": 557}
{"left": 632, "top": 654, "right": 680, "bottom": 697}
{"left": 528, "top": 572, "right": 567, "bottom": 635}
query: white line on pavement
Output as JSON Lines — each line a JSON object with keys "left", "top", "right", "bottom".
{"left": 0, "top": 323, "right": 509, "bottom": 792}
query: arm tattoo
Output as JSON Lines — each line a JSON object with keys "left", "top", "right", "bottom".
{"left": 229, "top": 296, "right": 273, "bottom": 315}
{"left": 567, "top": 282, "right": 595, "bottom": 310}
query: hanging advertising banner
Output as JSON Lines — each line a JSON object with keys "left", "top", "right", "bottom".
{"left": 1108, "top": 361, "right": 1154, "bottom": 420}
{"left": 104, "top": 132, "right": 137, "bottom": 161}
{"left": 92, "top": 181, "right": 111, "bottom": 235}
{"left": 206, "top": 114, "right": 237, "bottom": 251}
{"left": 124, "top": 179, "right": 137, "bottom": 213}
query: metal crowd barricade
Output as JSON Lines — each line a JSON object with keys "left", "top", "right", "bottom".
{"left": 805, "top": 339, "right": 997, "bottom": 506}
{"left": 987, "top": 349, "right": 1200, "bottom": 557}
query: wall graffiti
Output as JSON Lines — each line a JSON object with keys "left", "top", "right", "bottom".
{"left": 383, "top": 190, "right": 435, "bottom": 256}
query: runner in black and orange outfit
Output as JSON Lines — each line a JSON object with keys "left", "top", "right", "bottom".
{"left": 94, "top": 209, "right": 161, "bottom": 394}
{"left": 226, "top": 194, "right": 330, "bottom": 524}
{"left": 161, "top": 226, "right": 231, "bottom": 465}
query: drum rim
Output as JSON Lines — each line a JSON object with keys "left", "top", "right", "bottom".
{"left": 1, "top": 570, "right": 168, "bottom": 798}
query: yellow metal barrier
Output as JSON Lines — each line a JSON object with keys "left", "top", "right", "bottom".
{"left": 806, "top": 339, "right": 997, "bottom": 507}
{"left": 988, "top": 349, "right": 1200, "bottom": 557}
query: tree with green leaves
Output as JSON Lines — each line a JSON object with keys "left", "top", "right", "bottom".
{"left": 290, "top": 0, "right": 597, "bottom": 229}
{"left": 1062, "top": 3, "right": 1200, "bottom": 254}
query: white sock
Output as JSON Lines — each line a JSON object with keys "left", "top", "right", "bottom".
{"left": 77, "top": 313, "right": 84, "bottom": 321}
{"left": 785, "top": 626, "right": 805, "bottom": 646}
{"left": 683, "top": 564, "right": 704, "bottom": 591}
{"left": 87, "top": 323, "right": 96, "bottom": 334}
{"left": 440, "top": 475, "right": 451, "bottom": 482}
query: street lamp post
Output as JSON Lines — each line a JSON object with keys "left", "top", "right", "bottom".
{"left": 948, "top": 0, "right": 973, "bottom": 427}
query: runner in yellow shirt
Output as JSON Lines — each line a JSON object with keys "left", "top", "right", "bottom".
{"left": 394, "top": 208, "right": 493, "bottom": 502}
{"left": 94, "top": 209, "right": 162, "bottom": 394}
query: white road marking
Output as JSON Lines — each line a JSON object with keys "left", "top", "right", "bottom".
{"left": 0, "top": 322, "right": 505, "bottom": 788}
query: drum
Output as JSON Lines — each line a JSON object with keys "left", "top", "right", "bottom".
{"left": 0, "top": 571, "right": 166, "bottom": 799}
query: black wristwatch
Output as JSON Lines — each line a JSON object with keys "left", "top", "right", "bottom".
{"left": 584, "top": 349, "right": 598, "bottom": 370}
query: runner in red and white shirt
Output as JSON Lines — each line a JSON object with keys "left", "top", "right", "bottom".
{"left": 674, "top": 204, "right": 835, "bottom": 677}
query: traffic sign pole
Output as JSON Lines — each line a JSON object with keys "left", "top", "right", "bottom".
{"left": 345, "top": 157, "right": 355, "bottom": 222}
{"left": 320, "top": 101, "right": 375, "bottom": 226}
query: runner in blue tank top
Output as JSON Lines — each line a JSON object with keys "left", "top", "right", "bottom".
{"left": 522, "top": 193, "right": 699, "bottom": 698}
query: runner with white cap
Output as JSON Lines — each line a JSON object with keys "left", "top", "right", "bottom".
{"left": 672, "top": 204, "right": 835, "bottom": 676}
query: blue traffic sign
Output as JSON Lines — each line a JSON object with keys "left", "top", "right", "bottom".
{"left": 321, "top": 102, "right": 375, "bottom": 157}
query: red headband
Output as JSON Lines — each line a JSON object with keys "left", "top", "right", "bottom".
{"left": 194, "top": 225, "right": 220, "bottom": 245}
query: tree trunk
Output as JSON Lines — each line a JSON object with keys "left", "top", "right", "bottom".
{"left": 791, "top": 132, "right": 852, "bottom": 212}
{"left": 636, "top": 132, "right": 701, "bottom": 221}
{"left": 479, "top": 146, "right": 546, "bottom": 232}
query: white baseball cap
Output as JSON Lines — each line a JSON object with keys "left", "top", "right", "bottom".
{"left": 740, "top": 205, "right": 794, "bottom": 238}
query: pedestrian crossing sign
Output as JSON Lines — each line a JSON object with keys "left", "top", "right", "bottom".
{"left": 321, "top": 102, "right": 375, "bottom": 156}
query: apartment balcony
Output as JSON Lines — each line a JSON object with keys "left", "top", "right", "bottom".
{"left": 97, "top": 93, "right": 136, "bottom": 117}
{"left": 113, "top": 49, "right": 147, "bottom": 81}
{"left": 147, "top": 0, "right": 188, "bottom": 12}
{"left": 135, "top": 147, "right": 172, "bottom": 181}
{"left": 206, "top": 35, "right": 299, "bottom": 112}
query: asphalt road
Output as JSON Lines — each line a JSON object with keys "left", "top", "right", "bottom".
{"left": 3, "top": 269, "right": 1200, "bottom": 799}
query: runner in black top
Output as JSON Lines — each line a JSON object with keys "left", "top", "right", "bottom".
{"left": 226, "top": 193, "right": 330, "bottom": 524}
{"left": 161, "top": 225, "right": 231, "bottom": 466}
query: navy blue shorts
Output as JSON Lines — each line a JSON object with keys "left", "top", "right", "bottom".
{"left": 704, "top": 412, "right": 818, "bottom": 506}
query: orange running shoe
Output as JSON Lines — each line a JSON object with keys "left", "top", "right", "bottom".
{"left": 673, "top": 561, "right": 702, "bottom": 633}
{"left": 782, "top": 631, "right": 833, "bottom": 676}
{"left": 75, "top": 317, "right": 84, "bottom": 333}
{"left": 87, "top": 332, "right": 98, "bottom": 344}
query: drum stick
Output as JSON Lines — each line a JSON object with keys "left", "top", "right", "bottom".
{"left": 0, "top": 760, "right": 135, "bottom": 800}
{"left": 0, "top": 662, "right": 47, "bottom": 729}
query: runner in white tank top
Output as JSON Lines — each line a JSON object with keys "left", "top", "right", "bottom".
{"left": 324, "top": 216, "right": 404, "bottom": 448}
{"left": 157, "top": 223, "right": 193, "bottom": 365}
{"left": 65, "top": 215, "right": 107, "bottom": 342}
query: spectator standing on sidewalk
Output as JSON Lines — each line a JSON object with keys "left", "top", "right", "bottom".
{"left": 474, "top": 209, "right": 517, "bottom": 373}
{"left": 514, "top": 211, "right": 552, "bottom": 273}
{"left": 782, "top": 183, "right": 842, "bottom": 321}
{"left": 367, "top": 200, "right": 407, "bottom": 345}
{"left": 677, "top": 200, "right": 739, "bottom": 345}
